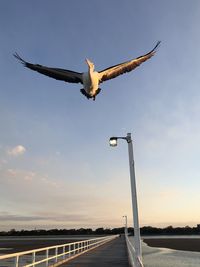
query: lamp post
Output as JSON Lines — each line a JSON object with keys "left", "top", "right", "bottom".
{"left": 109, "top": 133, "right": 142, "bottom": 260}
{"left": 123, "top": 215, "right": 128, "bottom": 235}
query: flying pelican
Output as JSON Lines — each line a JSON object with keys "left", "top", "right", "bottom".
{"left": 14, "top": 41, "right": 160, "bottom": 101}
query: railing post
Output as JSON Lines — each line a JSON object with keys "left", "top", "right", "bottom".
{"left": 32, "top": 251, "right": 36, "bottom": 267}
{"left": 63, "top": 246, "right": 65, "bottom": 260}
{"left": 74, "top": 243, "right": 76, "bottom": 255}
{"left": 15, "top": 255, "right": 19, "bottom": 267}
{"left": 46, "top": 249, "right": 49, "bottom": 267}
{"left": 55, "top": 247, "right": 58, "bottom": 263}
{"left": 68, "top": 244, "right": 71, "bottom": 258}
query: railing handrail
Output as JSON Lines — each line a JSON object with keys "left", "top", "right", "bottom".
{"left": 0, "top": 235, "right": 113, "bottom": 260}
{"left": 0, "top": 235, "right": 118, "bottom": 265}
{"left": 125, "top": 233, "right": 144, "bottom": 267}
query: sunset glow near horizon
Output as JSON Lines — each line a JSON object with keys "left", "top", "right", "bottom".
{"left": 1, "top": 0, "right": 200, "bottom": 231}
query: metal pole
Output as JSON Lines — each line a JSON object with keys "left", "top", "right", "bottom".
{"left": 123, "top": 215, "right": 128, "bottom": 235}
{"left": 125, "top": 216, "right": 128, "bottom": 234}
{"left": 126, "top": 133, "right": 142, "bottom": 260}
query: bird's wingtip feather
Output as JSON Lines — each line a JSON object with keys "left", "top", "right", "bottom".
{"left": 13, "top": 52, "right": 26, "bottom": 65}
{"left": 153, "top": 41, "right": 161, "bottom": 51}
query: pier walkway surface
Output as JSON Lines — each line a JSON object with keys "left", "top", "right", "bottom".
{"left": 59, "top": 236, "right": 129, "bottom": 267}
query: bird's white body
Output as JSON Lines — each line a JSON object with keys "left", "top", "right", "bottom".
{"left": 82, "top": 70, "right": 99, "bottom": 97}
{"left": 14, "top": 41, "right": 160, "bottom": 100}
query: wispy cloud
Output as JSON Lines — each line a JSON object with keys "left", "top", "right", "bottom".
{"left": 4, "top": 168, "right": 57, "bottom": 187}
{"left": 0, "top": 165, "right": 132, "bottom": 230}
{"left": 7, "top": 145, "right": 26, "bottom": 156}
{"left": 0, "top": 212, "right": 90, "bottom": 222}
{"left": 0, "top": 159, "right": 8, "bottom": 170}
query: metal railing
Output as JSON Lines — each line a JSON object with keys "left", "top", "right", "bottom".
{"left": 125, "top": 233, "right": 144, "bottom": 267}
{"left": 0, "top": 235, "right": 118, "bottom": 267}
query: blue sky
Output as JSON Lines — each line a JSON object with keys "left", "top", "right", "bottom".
{"left": 1, "top": 0, "right": 200, "bottom": 230}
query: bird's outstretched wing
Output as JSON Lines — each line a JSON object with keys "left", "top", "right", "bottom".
{"left": 13, "top": 53, "right": 83, "bottom": 84}
{"left": 98, "top": 41, "right": 161, "bottom": 83}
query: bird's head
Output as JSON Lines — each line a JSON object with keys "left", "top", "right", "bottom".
{"left": 85, "top": 58, "right": 95, "bottom": 71}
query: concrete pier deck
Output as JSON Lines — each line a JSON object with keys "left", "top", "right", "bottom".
{"left": 59, "top": 236, "right": 129, "bottom": 267}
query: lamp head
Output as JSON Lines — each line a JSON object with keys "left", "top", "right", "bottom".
{"left": 109, "top": 137, "right": 118, "bottom": 147}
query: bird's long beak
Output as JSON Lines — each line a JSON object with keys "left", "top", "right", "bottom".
{"left": 85, "top": 58, "right": 89, "bottom": 65}
{"left": 85, "top": 58, "right": 92, "bottom": 66}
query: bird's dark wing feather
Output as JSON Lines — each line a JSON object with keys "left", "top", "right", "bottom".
{"left": 13, "top": 53, "right": 83, "bottom": 84}
{"left": 98, "top": 41, "right": 161, "bottom": 83}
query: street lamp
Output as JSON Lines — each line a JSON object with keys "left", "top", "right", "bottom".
{"left": 109, "top": 137, "right": 118, "bottom": 147}
{"left": 123, "top": 215, "right": 128, "bottom": 235}
{"left": 109, "top": 136, "right": 127, "bottom": 147}
{"left": 109, "top": 133, "right": 142, "bottom": 261}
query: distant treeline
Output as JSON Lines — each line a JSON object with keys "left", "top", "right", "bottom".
{"left": 1, "top": 225, "right": 200, "bottom": 236}
{"left": 140, "top": 225, "right": 200, "bottom": 235}
{"left": 0, "top": 227, "right": 124, "bottom": 236}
